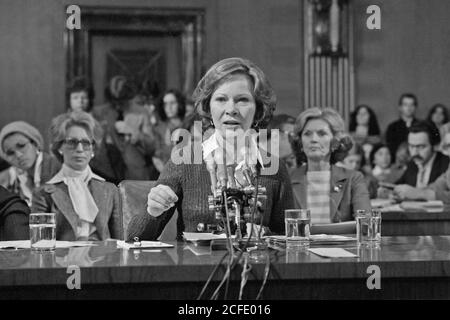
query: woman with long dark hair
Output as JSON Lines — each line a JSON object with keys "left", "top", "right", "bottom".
{"left": 152, "top": 89, "right": 187, "bottom": 172}
{"left": 349, "top": 104, "right": 382, "bottom": 171}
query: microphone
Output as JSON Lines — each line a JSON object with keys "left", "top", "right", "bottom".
{"left": 205, "top": 154, "right": 217, "bottom": 196}
{"left": 226, "top": 164, "right": 237, "bottom": 188}
{"left": 217, "top": 163, "right": 228, "bottom": 190}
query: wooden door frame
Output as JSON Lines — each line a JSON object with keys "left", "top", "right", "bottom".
{"left": 64, "top": 6, "right": 205, "bottom": 98}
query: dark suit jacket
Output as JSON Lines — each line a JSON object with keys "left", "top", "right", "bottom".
{"left": 31, "top": 179, "right": 123, "bottom": 241}
{"left": 396, "top": 152, "right": 450, "bottom": 187}
{"left": 0, "top": 186, "right": 30, "bottom": 240}
{"left": 385, "top": 118, "right": 420, "bottom": 161}
{"left": 291, "top": 165, "right": 371, "bottom": 222}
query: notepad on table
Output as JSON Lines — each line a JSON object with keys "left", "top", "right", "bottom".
{"left": 400, "top": 200, "right": 444, "bottom": 212}
{"left": 0, "top": 240, "right": 96, "bottom": 250}
{"left": 308, "top": 248, "right": 357, "bottom": 258}
{"left": 116, "top": 240, "right": 174, "bottom": 250}
{"left": 183, "top": 232, "right": 227, "bottom": 242}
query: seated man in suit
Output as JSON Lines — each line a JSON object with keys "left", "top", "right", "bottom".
{"left": 394, "top": 128, "right": 450, "bottom": 204}
{"left": 396, "top": 121, "right": 449, "bottom": 187}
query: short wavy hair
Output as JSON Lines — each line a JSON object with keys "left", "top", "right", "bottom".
{"left": 292, "top": 107, "right": 353, "bottom": 165}
{"left": 50, "top": 111, "right": 103, "bottom": 162}
{"left": 192, "top": 57, "right": 276, "bottom": 130}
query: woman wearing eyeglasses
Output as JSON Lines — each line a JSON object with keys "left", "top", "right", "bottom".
{"left": 31, "top": 111, "right": 123, "bottom": 241}
{"left": 0, "top": 121, "right": 61, "bottom": 205}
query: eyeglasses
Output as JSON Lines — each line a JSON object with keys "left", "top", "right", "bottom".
{"left": 63, "top": 138, "right": 93, "bottom": 150}
{"left": 4, "top": 141, "right": 31, "bottom": 157}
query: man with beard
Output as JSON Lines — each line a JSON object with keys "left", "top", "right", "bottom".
{"left": 395, "top": 121, "right": 449, "bottom": 188}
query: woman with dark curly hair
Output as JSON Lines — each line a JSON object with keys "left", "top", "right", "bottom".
{"left": 349, "top": 104, "right": 382, "bottom": 168}
{"left": 290, "top": 107, "right": 370, "bottom": 225}
{"left": 128, "top": 57, "right": 294, "bottom": 240}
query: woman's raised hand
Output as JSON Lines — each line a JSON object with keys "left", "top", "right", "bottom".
{"left": 147, "top": 184, "right": 178, "bottom": 217}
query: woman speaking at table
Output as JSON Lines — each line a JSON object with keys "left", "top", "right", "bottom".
{"left": 290, "top": 107, "right": 371, "bottom": 226}
{"left": 129, "top": 57, "right": 294, "bottom": 240}
{"left": 31, "top": 111, "right": 122, "bottom": 241}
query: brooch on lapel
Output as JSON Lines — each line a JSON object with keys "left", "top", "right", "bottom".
{"left": 332, "top": 184, "right": 343, "bottom": 193}
{"left": 43, "top": 185, "right": 57, "bottom": 194}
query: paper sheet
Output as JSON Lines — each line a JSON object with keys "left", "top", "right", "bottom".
{"left": 183, "top": 232, "right": 227, "bottom": 242}
{"left": 0, "top": 240, "right": 96, "bottom": 249}
{"left": 371, "top": 198, "right": 394, "bottom": 208}
{"left": 308, "top": 248, "right": 358, "bottom": 258}
{"left": 116, "top": 240, "right": 174, "bottom": 249}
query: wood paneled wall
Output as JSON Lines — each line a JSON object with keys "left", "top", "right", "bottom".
{"left": 0, "top": 0, "right": 303, "bottom": 145}
{"left": 1, "top": 0, "right": 450, "bottom": 144}
{"left": 353, "top": 0, "right": 450, "bottom": 130}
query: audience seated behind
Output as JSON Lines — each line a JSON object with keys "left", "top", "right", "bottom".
{"left": 0, "top": 121, "right": 61, "bottom": 206}
{"left": 427, "top": 103, "right": 449, "bottom": 141}
{"left": 31, "top": 111, "right": 123, "bottom": 241}
{"left": 393, "top": 128, "right": 450, "bottom": 204}
{"left": 440, "top": 123, "right": 450, "bottom": 156}
{"left": 385, "top": 93, "right": 420, "bottom": 162}
{"left": 396, "top": 121, "right": 449, "bottom": 187}
{"left": 152, "top": 89, "right": 187, "bottom": 173}
{"left": 348, "top": 104, "right": 382, "bottom": 168}
{"left": 0, "top": 186, "right": 29, "bottom": 240}
{"left": 90, "top": 75, "right": 159, "bottom": 183}
{"left": 290, "top": 107, "right": 371, "bottom": 225}
{"left": 266, "top": 114, "right": 297, "bottom": 171}
{"left": 337, "top": 143, "right": 378, "bottom": 199}
{"left": 369, "top": 143, "right": 398, "bottom": 183}
{"left": 66, "top": 76, "right": 95, "bottom": 113}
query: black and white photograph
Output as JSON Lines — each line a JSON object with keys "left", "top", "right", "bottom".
{"left": 0, "top": 0, "right": 450, "bottom": 308}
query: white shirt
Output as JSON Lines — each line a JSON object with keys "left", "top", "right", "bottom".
{"left": 416, "top": 152, "right": 437, "bottom": 188}
{"left": 47, "top": 165, "right": 105, "bottom": 240}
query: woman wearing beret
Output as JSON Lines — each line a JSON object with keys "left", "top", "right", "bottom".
{"left": 0, "top": 121, "right": 61, "bottom": 205}
{"left": 32, "top": 111, "right": 122, "bottom": 241}
{"left": 129, "top": 57, "right": 295, "bottom": 241}
{"left": 290, "top": 107, "right": 371, "bottom": 224}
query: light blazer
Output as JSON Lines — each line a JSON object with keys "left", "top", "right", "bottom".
{"left": 291, "top": 165, "right": 371, "bottom": 222}
{"left": 31, "top": 179, "right": 123, "bottom": 241}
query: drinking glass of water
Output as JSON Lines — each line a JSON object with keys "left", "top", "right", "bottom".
{"left": 29, "top": 213, "right": 56, "bottom": 251}
{"left": 356, "top": 210, "right": 381, "bottom": 247}
{"left": 285, "top": 209, "right": 311, "bottom": 249}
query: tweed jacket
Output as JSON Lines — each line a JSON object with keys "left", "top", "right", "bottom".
{"left": 31, "top": 179, "right": 123, "bottom": 241}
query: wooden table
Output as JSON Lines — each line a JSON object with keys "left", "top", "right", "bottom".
{"left": 1, "top": 236, "right": 450, "bottom": 299}
{"left": 381, "top": 207, "right": 450, "bottom": 236}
